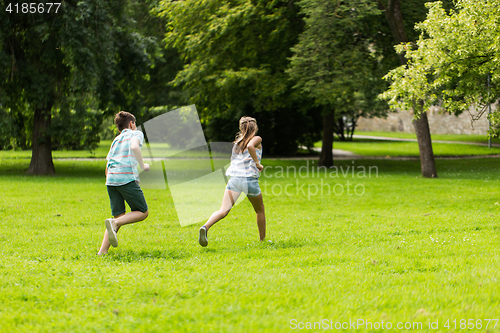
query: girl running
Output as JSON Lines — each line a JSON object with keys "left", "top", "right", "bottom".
{"left": 199, "top": 116, "right": 266, "bottom": 246}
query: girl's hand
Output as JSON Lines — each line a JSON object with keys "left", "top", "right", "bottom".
{"left": 256, "top": 163, "right": 264, "bottom": 172}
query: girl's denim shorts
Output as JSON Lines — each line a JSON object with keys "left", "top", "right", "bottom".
{"left": 226, "top": 176, "right": 261, "bottom": 197}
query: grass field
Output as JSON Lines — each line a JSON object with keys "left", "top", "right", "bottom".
{"left": 355, "top": 131, "right": 500, "bottom": 144}
{"left": 310, "top": 132, "right": 500, "bottom": 157}
{"left": 0, "top": 142, "right": 112, "bottom": 159}
{"left": 0, "top": 141, "right": 257, "bottom": 160}
{"left": 3, "top": 138, "right": 500, "bottom": 161}
{"left": 329, "top": 141, "right": 500, "bottom": 157}
{"left": 1, "top": 156, "right": 500, "bottom": 332}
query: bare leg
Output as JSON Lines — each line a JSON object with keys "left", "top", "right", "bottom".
{"left": 98, "top": 210, "right": 149, "bottom": 255}
{"left": 247, "top": 194, "right": 265, "bottom": 241}
{"left": 114, "top": 210, "right": 149, "bottom": 228}
{"left": 98, "top": 213, "right": 124, "bottom": 255}
{"left": 204, "top": 189, "right": 240, "bottom": 231}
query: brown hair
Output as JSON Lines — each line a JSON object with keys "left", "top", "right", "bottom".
{"left": 114, "top": 111, "right": 136, "bottom": 132}
{"left": 234, "top": 116, "right": 258, "bottom": 153}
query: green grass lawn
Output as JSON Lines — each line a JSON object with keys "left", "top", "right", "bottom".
{"left": 331, "top": 141, "right": 500, "bottom": 157}
{"left": 312, "top": 131, "right": 500, "bottom": 157}
{"left": 0, "top": 141, "right": 112, "bottom": 159}
{"left": 312, "top": 137, "right": 500, "bottom": 156}
{"left": 0, "top": 141, "right": 238, "bottom": 160}
{"left": 4, "top": 136, "right": 500, "bottom": 162}
{"left": 1, "top": 157, "right": 500, "bottom": 332}
{"left": 355, "top": 131, "right": 500, "bottom": 144}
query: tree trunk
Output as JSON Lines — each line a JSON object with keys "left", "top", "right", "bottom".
{"left": 348, "top": 117, "right": 358, "bottom": 141}
{"left": 319, "top": 112, "right": 334, "bottom": 167}
{"left": 27, "top": 105, "right": 55, "bottom": 175}
{"left": 382, "top": 0, "right": 437, "bottom": 178}
{"left": 413, "top": 111, "right": 437, "bottom": 178}
{"left": 382, "top": 0, "right": 408, "bottom": 65}
{"left": 334, "top": 115, "right": 345, "bottom": 141}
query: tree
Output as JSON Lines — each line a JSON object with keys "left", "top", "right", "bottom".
{"left": 287, "top": 0, "right": 387, "bottom": 166}
{"left": 378, "top": 0, "right": 442, "bottom": 178}
{"left": 381, "top": 0, "right": 500, "bottom": 137}
{"left": 0, "top": 0, "right": 158, "bottom": 174}
{"left": 333, "top": 102, "right": 386, "bottom": 141}
{"left": 158, "top": 0, "right": 322, "bottom": 155}
{"left": 109, "top": 0, "right": 185, "bottom": 123}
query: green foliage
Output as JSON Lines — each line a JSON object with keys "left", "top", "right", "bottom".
{"left": 289, "top": 0, "right": 380, "bottom": 106}
{"left": 51, "top": 107, "right": 103, "bottom": 151}
{"left": 0, "top": 105, "right": 30, "bottom": 150}
{"left": 158, "top": 0, "right": 321, "bottom": 154}
{"left": 107, "top": 1, "right": 184, "bottom": 115}
{"left": 381, "top": 0, "right": 500, "bottom": 132}
{"left": 287, "top": 0, "right": 389, "bottom": 138}
{"left": 161, "top": 0, "right": 299, "bottom": 113}
{"left": 0, "top": 0, "right": 178, "bottom": 153}
{"left": 1, "top": 103, "right": 102, "bottom": 151}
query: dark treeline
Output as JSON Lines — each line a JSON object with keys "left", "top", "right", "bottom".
{"left": 0, "top": 0, "right": 452, "bottom": 174}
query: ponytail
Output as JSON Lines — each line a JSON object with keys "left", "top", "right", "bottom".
{"left": 234, "top": 117, "right": 258, "bottom": 153}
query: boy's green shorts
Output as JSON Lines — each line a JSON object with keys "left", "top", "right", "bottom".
{"left": 107, "top": 181, "right": 148, "bottom": 216}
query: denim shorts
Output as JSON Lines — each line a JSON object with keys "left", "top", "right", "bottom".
{"left": 226, "top": 177, "right": 261, "bottom": 197}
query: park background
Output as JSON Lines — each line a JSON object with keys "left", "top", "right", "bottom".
{"left": 1, "top": 0, "right": 500, "bottom": 332}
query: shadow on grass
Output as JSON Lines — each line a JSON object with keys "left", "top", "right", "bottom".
{"left": 2, "top": 157, "right": 499, "bottom": 181}
{"left": 0, "top": 160, "right": 106, "bottom": 178}
{"left": 108, "top": 249, "right": 192, "bottom": 262}
{"left": 200, "top": 248, "right": 217, "bottom": 253}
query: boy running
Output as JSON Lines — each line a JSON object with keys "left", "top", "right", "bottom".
{"left": 98, "top": 111, "right": 150, "bottom": 255}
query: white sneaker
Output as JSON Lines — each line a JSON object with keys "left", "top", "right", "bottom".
{"left": 105, "top": 218, "right": 118, "bottom": 247}
{"left": 199, "top": 226, "right": 208, "bottom": 247}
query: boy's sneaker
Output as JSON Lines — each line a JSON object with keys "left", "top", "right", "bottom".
{"left": 199, "top": 226, "right": 208, "bottom": 247}
{"left": 105, "top": 218, "right": 118, "bottom": 247}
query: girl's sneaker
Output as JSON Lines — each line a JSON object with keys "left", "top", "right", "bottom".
{"left": 105, "top": 218, "right": 118, "bottom": 247}
{"left": 199, "top": 226, "right": 208, "bottom": 247}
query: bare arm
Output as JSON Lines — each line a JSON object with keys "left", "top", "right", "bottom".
{"left": 247, "top": 136, "right": 263, "bottom": 171}
{"left": 131, "top": 138, "right": 150, "bottom": 171}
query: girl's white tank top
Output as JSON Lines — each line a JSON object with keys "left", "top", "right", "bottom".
{"left": 225, "top": 144, "right": 262, "bottom": 178}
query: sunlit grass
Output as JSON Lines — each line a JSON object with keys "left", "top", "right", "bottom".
{"left": 312, "top": 138, "right": 500, "bottom": 156}
{"left": 332, "top": 141, "right": 500, "bottom": 156}
{"left": 1, "top": 158, "right": 500, "bottom": 332}
{"left": 0, "top": 141, "right": 235, "bottom": 160}
{"left": 355, "top": 131, "right": 500, "bottom": 144}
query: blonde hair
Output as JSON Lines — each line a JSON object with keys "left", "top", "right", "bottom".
{"left": 234, "top": 116, "right": 258, "bottom": 153}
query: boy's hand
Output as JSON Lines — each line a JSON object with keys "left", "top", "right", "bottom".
{"left": 142, "top": 163, "right": 150, "bottom": 172}
{"left": 256, "top": 163, "right": 263, "bottom": 172}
